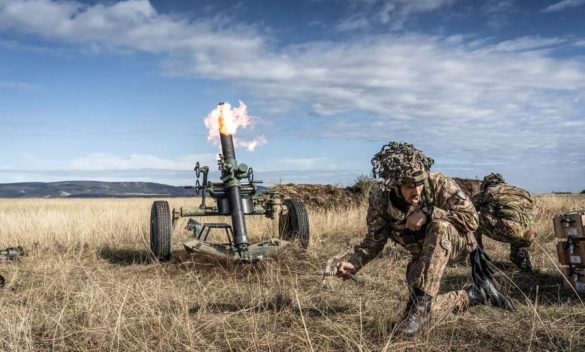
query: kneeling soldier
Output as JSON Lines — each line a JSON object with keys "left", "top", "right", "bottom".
{"left": 336, "top": 142, "right": 513, "bottom": 337}
{"left": 474, "top": 173, "right": 537, "bottom": 272}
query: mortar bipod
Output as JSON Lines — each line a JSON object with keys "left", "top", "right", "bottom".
{"left": 187, "top": 218, "right": 235, "bottom": 246}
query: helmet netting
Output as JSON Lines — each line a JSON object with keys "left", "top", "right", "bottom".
{"left": 371, "top": 141, "right": 434, "bottom": 190}
{"left": 481, "top": 173, "right": 505, "bottom": 191}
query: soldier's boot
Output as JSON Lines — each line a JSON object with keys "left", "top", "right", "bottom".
{"left": 396, "top": 288, "right": 433, "bottom": 338}
{"left": 470, "top": 248, "right": 515, "bottom": 310}
{"left": 510, "top": 245, "right": 532, "bottom": 272}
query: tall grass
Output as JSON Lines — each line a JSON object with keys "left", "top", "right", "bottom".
{"left": 0, "top": 195, "right": 584, "bottom": 351}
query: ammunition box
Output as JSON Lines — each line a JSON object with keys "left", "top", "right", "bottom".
{"left": 561, "top": 267, "right": 585, "bottom": 292}
{"left": 554, "top": 211, "right": 585, "bottom": 238}
{"left": 557, "top": 239, "right": 585, "bottom": 266}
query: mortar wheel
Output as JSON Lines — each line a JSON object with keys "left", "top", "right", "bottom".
{"left": 279, "top": 199, "right": 310, "bottom": 248}
{"left": 150, "top": 200, "right": 172, "bottom": 261}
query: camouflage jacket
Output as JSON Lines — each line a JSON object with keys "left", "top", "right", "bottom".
{"left": 474, "top": 183, "right": 535, "bottom": 228}
{"left": 349, "top": 172, "right": 478, "bottom": 270}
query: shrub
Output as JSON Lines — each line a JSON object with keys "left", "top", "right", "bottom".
{"left": 352, "top": 174, "right": 378, "bottom": 199}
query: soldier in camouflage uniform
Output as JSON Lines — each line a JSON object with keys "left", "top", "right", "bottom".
{"left": 474, "top": 173, "right": 537, "bottom": 272}
{"left": 336, "top": 142, "right": 513, "bottom": 337}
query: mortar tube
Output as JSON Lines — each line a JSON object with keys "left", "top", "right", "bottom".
{"left": 220, "top": 131, "right": 250, "bottom": 249}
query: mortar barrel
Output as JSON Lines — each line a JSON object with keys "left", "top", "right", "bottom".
{"left": 219, "top": 131, "right": 249, "bottom": 247}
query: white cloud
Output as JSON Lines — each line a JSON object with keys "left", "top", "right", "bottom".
{"left": 336, "top": 0, "right": 458, "bottom": 30}
{"left": 258, "top": 169, "right": 362, "bottom": 186}
{"left": 1, "top": 0, "right": 585, "bottom": 190}
{"left": 0, "top": 0, "right": 264, "bottom": 56}
{"left": 490, "top": 36, "right": 567, "bottom": 53}
{"left": 335, "top": 15, "right": 371, "bottom": 32}
{"left": 3, "top": 1, "right": 583, "bottom": 113}
{"left": 280, "top": 158, "right": 326, "bottom": 170}
{"left": 70, "top": 153, "right": 215, "bottom": 170}
{"left": 481, "top": 0, "right": 516, "bottom": 28}
{"left": 483, "top": 0, "right": 515, "bottom": 14}
{"left": 543, "top": 0, "right": 585, "bottom": 12}
{"left": 390, "top": 0, "right": 458, "bottom": 15}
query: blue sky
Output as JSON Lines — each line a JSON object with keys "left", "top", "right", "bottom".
{"left": 0, "top": 0, "right": 584, "bottom": 192}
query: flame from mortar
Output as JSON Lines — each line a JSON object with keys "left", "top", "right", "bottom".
{"left": 204, "top": 101, "right": 267, "bottom": 151}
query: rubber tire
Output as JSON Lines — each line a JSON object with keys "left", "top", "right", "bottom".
{"left": 279, "top": 199, "right": 310, "bottom": 248}
{"left": 150, "top": 201, "right": 172, "bottom": 261}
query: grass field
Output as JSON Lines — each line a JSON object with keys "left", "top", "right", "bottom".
{"left": 1, "top": 194, "right": 585, "bottom": 351}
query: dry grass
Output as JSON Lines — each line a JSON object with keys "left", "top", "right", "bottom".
{"left": 1, "top": 195, "right": 585, "bottom": 351}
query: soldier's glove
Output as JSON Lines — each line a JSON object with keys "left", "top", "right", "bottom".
{"left": 469, "top": 247, "right": 514, "bottom": 310}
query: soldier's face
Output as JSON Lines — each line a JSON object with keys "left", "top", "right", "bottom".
{"left": 400, "top": 184, "right": 424, "bottom": 205}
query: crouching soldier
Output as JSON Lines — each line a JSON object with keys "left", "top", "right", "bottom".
{"left": 336, "top": 142, "right": 513, "bottom": 337}
{"left": 474, "top": 173, "right": 537, "bottom": 272}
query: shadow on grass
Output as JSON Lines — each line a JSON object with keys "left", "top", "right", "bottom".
{"left": 433, "top": 319, "right": 577, "bottom": 352}
{"left": 189, "top": 292, "right": 353, "bottom": 317}
{"left": 164, "top": 245, "right": 322, "bottom": 282}
{"left": 490, "top": 259, "right": 517, "bottom": 271}
{"left": 97, "top": 246, "right": 153, "bottom": 266}
{"left": 501, "top": 269, "right": 584, "bottom": 305}
{"left": 442, "top": 268, "right": 584, "bottom": 306}
{"left": 168, "top": 250, "right": 275, "bottom": 279}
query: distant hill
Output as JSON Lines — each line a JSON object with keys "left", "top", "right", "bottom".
{"left": 0, "top": 181, "right": 270, "bottom": 198}
{"left": 0, "top": 181, "right": 199, "bottom": 198}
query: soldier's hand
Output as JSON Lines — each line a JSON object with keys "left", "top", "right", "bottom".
{"left": 406, "top": 210, "right": 427, "bottom": 231}
{"left": 336, "top": 261, "right": 357, "bottom": 281}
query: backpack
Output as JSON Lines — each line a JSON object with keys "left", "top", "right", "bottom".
{"left": 476, "top": 183, "right": 534, "bottom": 226}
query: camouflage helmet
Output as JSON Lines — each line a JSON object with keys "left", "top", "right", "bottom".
{"left": 481, "top": 173, "right": 505, "bottom": 191}
{"left": 371, "top": 141, "right": 434, "bottom": 190}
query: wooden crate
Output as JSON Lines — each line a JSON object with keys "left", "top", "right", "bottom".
{"left": 561, "top": 267, "right": 585, "bottom": 292}
{"left": 554, "top": 211, "right": 585, "bottom": 238}
{"left": 557, "top": 239, "right": 585, "bottom": 266}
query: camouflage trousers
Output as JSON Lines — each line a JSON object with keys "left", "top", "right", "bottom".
{"left": 404, "top": 220, "right": 473, "bottom": 316}
{"left": 433, "top": 289, "right": 470, "bottom": 318}
{"left": 477, "top": 215, "right": 537, "bottom": 249}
